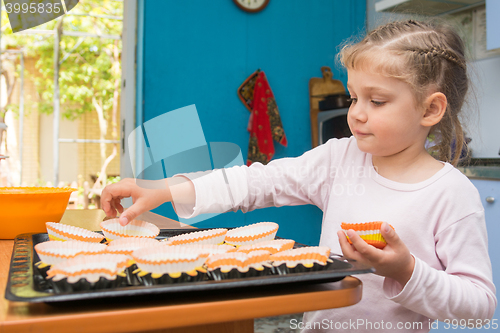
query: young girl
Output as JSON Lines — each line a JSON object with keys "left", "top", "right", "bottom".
{"left": 102, "top": 20, "right": 496, "bottom": 332}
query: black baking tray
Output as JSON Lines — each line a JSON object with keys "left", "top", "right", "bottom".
{"left": 5, "top": 229, "right": 374, "bottom": 303}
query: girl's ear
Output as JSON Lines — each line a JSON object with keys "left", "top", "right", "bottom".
{"left": 421, "top": 92, "right": 447, "bottom": 127}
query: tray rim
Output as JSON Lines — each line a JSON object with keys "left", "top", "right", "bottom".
{"left": 5, "top": 230, "right": 374, "bottom": 303}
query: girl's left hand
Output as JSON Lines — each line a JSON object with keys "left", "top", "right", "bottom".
{"left": 337, "top": 222, "right": 415, "bottom": 287}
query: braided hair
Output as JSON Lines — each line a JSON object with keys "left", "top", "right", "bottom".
{"left": 339, "top": 20, "right": 469, "bottom": 166}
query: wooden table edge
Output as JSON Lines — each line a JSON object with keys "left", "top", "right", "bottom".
{"left": 1, "top": 277, "right": 362, "bottom": 333}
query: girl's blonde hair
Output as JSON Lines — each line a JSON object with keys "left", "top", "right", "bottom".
{"left": 339, "top": 20, "right": 468, "bottom": 166}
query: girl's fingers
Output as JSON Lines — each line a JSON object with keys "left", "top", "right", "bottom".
{"left": 337, "top": 230, "right": 353, "bottom": 249}
{"left": 101, "top": 185, "right": 121, "bottom": 216}
{"left": 337, "top": 230, "right": 362, "bottom": 261}
{"left": 101, "top": 193, "right": 113, "bottom": 216}
{"left": 101, "top": 181, "right": 134, "bottom": 209}
{"left": 346, "top": 229, "right": 381, "bottom": 261}
{"left": 337, "top": 230, "right": 350, "bottom": 251}
{"left": 113, "top": 198, "right": 124, "bottom": 214}
{"left": 119, "top": 199, "right": 148, "bottom": 226}
{"left": 381, "top": 222, "right": 401, "bottom": 247}
{"left": 107, "top": 196, "right": 124, "bottom": 218}
{"left": 118, "top": 215, "right": 129, "bottom": 226}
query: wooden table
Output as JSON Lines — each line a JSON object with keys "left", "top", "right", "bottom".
{"left": 0, "top": 210, "right": 363, "bottom": 333}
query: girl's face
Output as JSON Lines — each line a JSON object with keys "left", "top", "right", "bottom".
{"left": 346, "top": 69, "right": 428, "bottom": 157}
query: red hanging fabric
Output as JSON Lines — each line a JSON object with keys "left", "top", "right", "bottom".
{"left": 238, "top": 70, "right": 287, "bottom": 166}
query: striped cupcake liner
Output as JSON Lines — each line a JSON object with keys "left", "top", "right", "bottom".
{"left": 45, "top": 222, "right": 105, "bottom": 243}
{"left": 224, "top": 222, "right": 279, "bottom": 246}
{"left": 341, "top": 222, "right": 394, "bottom": 249}
{"left": 100, "top": 219, "right": 160, "bottom": 241}
{"left": 161, "top": 228, "right": 228, "bottom": 246}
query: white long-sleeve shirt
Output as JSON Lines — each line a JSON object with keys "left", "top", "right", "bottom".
{"left": 175, "top": 136, "right": 496, "bottom": 332}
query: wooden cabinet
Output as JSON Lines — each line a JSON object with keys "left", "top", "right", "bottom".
{"left": 309, "top": 67, "right": 346, "bottom": 148}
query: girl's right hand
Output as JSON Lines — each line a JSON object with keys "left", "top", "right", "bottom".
{"left": 101, "top": 178, "right": 172, "bottom": 226}
{"left": 337, "top": 222, "right": 415, "bottom": 287}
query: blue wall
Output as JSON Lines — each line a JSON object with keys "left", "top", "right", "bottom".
{"left": 140, "top": 0, "right": 366, "bottom": 245}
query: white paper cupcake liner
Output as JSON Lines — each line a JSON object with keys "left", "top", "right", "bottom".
{"left": 205, "top": 250, "right": 271, "bottom": 272}
{"left": 46, "top": 222, "right": 105, "bottom": 243}
{"left": 246, "top": 250, "right": 272, "bottom": 269}
{"left": 162, "top": 228, "right": 227, "bottom": 246}
{"left": 47, "top": 253, "right": 131, "bottom": 283}
{"left": 106, "top": 238, "right": 161, "bottom": 255}
{"left": 237, "top": 239, "right": 295, "bottom": 254}
{"left": 224, "top": 222, "right": 279, "bottom": 246}
{"left": 166, "top": 244, "right": 236, "bottom": 258}
{"left": 132, "top": 246, "right": 206, "bottom": 275}
{"left": 100, "top": 219, "right": 160, "bottom": 240}
{"left": 35, "top": 240, "right": 107, "bottom": 266}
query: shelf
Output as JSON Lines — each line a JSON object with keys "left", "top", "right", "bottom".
{"left": 375, "top": 0, "right": 484, "bottom": 16}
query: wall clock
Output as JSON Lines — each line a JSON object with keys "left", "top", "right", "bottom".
{"left": 233, "top": 0, "right": 270, "bottom": 13}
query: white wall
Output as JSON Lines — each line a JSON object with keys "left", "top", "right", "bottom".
{"left": 468, "top": 56, "right": 500, "bottom": 157}
{"left": 39, "top": 113, "right": 79, "bottom": 184}
{"left": 367, "top": 0, "right": 500, "bottom": 158}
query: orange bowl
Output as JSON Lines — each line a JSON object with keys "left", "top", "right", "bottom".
{"left": 0, "top": 187, "right": 75, "bottom": 239}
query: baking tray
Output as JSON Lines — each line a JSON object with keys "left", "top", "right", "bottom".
{"left": 5, "top": 229, "right": 374, "bottom": 303}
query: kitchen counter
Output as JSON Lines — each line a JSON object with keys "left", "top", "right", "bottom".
{"left": 0, "top": 209, "right": 363, "bottom": 333}
{"left": 458, "top": 166, "right": 500, "bottom": 180}
{"left": 457, "top": 158, "right": 500, "bottom": 180}
{"left": 458, "top": 161, "right": 500, "bottom": 180}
